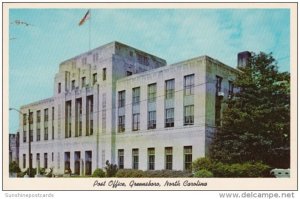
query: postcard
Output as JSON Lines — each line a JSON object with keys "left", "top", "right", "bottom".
{"left": 2, "top": 2, "right": 297, "bottom": 191}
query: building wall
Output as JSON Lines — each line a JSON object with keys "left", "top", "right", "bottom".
{"left": 18, "top": 41, "right": 238, "bottom": 175}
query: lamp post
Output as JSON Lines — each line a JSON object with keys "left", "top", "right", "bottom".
{"left": 9, "top": 107, "right": 32, "bottom": 177}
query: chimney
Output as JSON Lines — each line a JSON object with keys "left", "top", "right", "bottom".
{"left": 237, "top": 51, "right": 251, "bottom": 68}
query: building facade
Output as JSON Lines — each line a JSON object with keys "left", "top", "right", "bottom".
{"left": 18, "top": 41, "right": 239, "bottom": 175}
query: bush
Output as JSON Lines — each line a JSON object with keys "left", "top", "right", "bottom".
{"left": 194, "top": 169, "right": 213, "bottom": 177}
{"left": 116, "top": 169, "right": 145, "bottom": 178}
{"left": 105, "top": 160, "right": 118, "bottom": 177}
{"left": 92, "top": 168, "right": 105, "bottom": 177}
{"left": 192, "top": 158, "right": 271, "bottom": 177}
{"left": 192, "top": 157, "right": 214, "bottom": 172}
{"left": 116, "top": 169, "right": 193, "bottom": 178}
{"left": 9, "top": 161, "right": 21, "bottom": 173}
{"left": 144, "top": 170, "right": 193, "bottom": 178}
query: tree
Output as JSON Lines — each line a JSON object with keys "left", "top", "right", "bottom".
{"left": 210, "top": 52, "right": 290, "bottom": 168}
{"left": 9, "top": 161, "right": 21, "bottom": 173}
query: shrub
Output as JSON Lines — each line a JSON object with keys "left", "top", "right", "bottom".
{"left": 194, "top": 169, "right": 213, "bottom": 177}
{"left": 116, "top": 169, "right": 145, "bottom": 178}
{"left": 105, "top": 160, "right": 118, "bottom": 177}
{"left": 144, "top": 170, "right": 193, "bottom": 178}
{"left": 9, "top": 161, "right": 21, "bottom": 173}
{"left": 92, "top": 168, "right": 106, "bottom": 177}
{"left": 192, "top": 157, "right": 214, "bottom": 172}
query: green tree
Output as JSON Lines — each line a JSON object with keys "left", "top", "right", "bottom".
{"left": 9, "top": 161, "right": 21, "bottom": 173}
{"left": 210, "top": 52, "right": 290, "bottom": 168}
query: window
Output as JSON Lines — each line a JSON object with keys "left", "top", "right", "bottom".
{"left": 165, "top": 108, "right": 174, "bottom": 127}
{"left": 132, "top": 149, "right": 139, "bottom": 169}
{"left": 76, "top": 98, "right": 82, "bottom": 137}
{"left": 93, "top": 73, "right": 97, "bottom": 85}
{"left": 85, "top": 151, "right": 92, "bottom": 175}
{"left": 184, "top": 146, "right": 192, "bottom": 171}
{"left": 129, "top": 51, "right": 133, "bottom": 57}
{"left": 148, "top": 111, "right": 156, "bottom": 129}
{"left": 127, "top": 71, "right": 133, "bottom": 76}
{"left": 132, "top": 87, "right": 140, "bottom": 105}
{"left": 82, "top": 77, "right": 86, "bottom": 88}
{"left": 165, "top": 147, "right": 173, "bottom": 170}
{"left": 23, "top": 154, "right": 26, "bottom": 168}
{"left": 87, "top": 96, "right": 94, "bottom": 136}
{"left": 58, "top": 83, "right": 61, "bottom": 93}
{"left": 184, "top": 74, "right": 195, "bottom": 95}
{"left": 118, "top": 149, "right": 124, "bottom": 169}
{"left": 52, "top": 107, "right": 54, "bottom": 140}
{"left": 23, "top": 114, "right": 27, "bottom": 143}
{"left": 148, "top": 148, "right": 155, "bottom": 170}
{"left": 118, "top": 90, "right": 126, "bottom": 108}
{"left": 148, "top": 83, "right": 156, "bottom": 102}
{"left": 137, "top": 53, "right": 149, "bottom": 66}
{"left": 228, "top": 81, "right": 234, "bottom": 98}
{"left": 29, "top": 112, "right": 33, "bottom": 142}
{"left": 44, "top": 109, "right": 49, "bottom": 140}
{"left": 36, "top": 153, "right": 40, "bottom": 165}
{"left": 36, "top": 110, "right": 41, "bottom": 141}
{"left": 64, "top": 152, "right": 70, "bottom": 171}
{"left": 216, "top": 76, "right": 223, "bottom": 93}
{"left": 165, "top": 79, "right": 175, "bottom": 99}
{"left": 102, "top": 68, "right": 106, "bottom": 81}
{"left": 71, "top": 80, "right": 75, "bottom": 90}
{"left": 184, "top": 105, "right": 194, "bottom": 125}
{"left": 132, "top": 113, "right": 140, "bottom": 131}
{"left": 118, "top": 115, "right": 125, "bottom": 133}
{"left": 65, "top": 101, "right": 71, "bottom": 138}
{"left": 52, "top": 152, "right": 54, "bottom": 162}
{"left": 44, "top": 153, "right": 48, "bottom": 169}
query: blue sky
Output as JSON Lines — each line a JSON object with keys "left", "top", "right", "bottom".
{"left": 9, "top": 9, "right": 290, "bottom": 133}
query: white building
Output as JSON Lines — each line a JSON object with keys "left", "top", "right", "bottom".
{"left": 18, "top": 41, "right": 239, "bottom": 175}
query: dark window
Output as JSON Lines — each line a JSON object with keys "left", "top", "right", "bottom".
{"left": 82, "top": 77, "right": 86, "bottom": 88}
{"left": 118, "top": 90, "right": 126, "bottom": 108}
{"left": 127, "top": 71, "right": 133, "bottom": 76}
{"left": 93, "top": 73, "right": 97, "bottom": 85}
{"left": 23, "top": 154, "right": 26, "bottom": 168}
{"left": 148, "top": 148, "right": 155, "bottom": 170}
{"left": 87, "top": 96, "right": 94, "bottom": 136}
{"left": 118, "top": 115, "right": 125, "bottom": 133}
{"left": 184, "top": 146, "right": 192, "bottom": 171}
{"left": 216, "top": 76, "right": 223, "bottom": 93}
{"left": 58, "top": 83, "right": 61, "bottom": 93}
{"left": 36, "top": 110, "right": 41, "bottom": 141}
{"left": 165, "top": 108, "right": 174, "bottom": 127}
{"left": 29, "top": 112, "right": 33, "bottom": 142}
{"left": 102, "top": 68, "right": 106, "bottom": 81}
{"left": 52, "top": 107, "right": 54, "bottom": 140}
{"left": 165, "top": 79, "right": 175, "bottom": 99}
{"left": 148, "top": 83, "right": 157, "bottom": 102}
{"left": 65, "top": 101, "right": 71, "bottom": 138}
{"left": 64, "top": 152, "right": 70, "bottom": 171}
{"left": 184, "top": 74, "right": 195, "bottom": 95}
{"left": 132, "top": 113, "right": 140, "bottom": 131}
{"left": 85, "top": 151, "right": 92, "bottom": 175}
{"left": 132, "top": 149, "right": 139, "bottom": 169}
{"left": 76, "top": 98, "right": 82, "bottom": 137}
{"left": 184, "top": 105, "right": 194, "bottom": 125}
{"left": 132, "top": 87, "right": 140, "bottom": 105}
{"left": 165, "top": 147, "right": 173, "bottom": 170}
{"left": 148, "top": 111, "right": 156, "bottom": 129}
{"left": 118, "top": 149, "right": 124, "bottom": 169}
{"left": 44, "top": 153, "right": 48, "bottom": 169}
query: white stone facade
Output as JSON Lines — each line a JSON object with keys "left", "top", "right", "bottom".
{"left": 18, "top": 41, "right": 239, "bottom": 175}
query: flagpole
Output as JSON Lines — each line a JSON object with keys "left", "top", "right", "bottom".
{"left": 89, "top": 9, "right": 91, "bottom": 51}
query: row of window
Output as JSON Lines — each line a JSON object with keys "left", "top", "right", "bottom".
{"left": 58, "top": 68, "right": 107, "bottom": 94}
{"left": 22, "top": 152, "right": 52, "bottom": 169}
{"left": 118, "top": 74, "right": 195, "bottom": 108}
{"left": 118, "top": 74, "right": 195, "bottom": 132}
{"left": 23, "top": 107, "right": 54, "bottom": 143}
{"left": 117, "top": 146, "right": 193, "bottom": 171}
